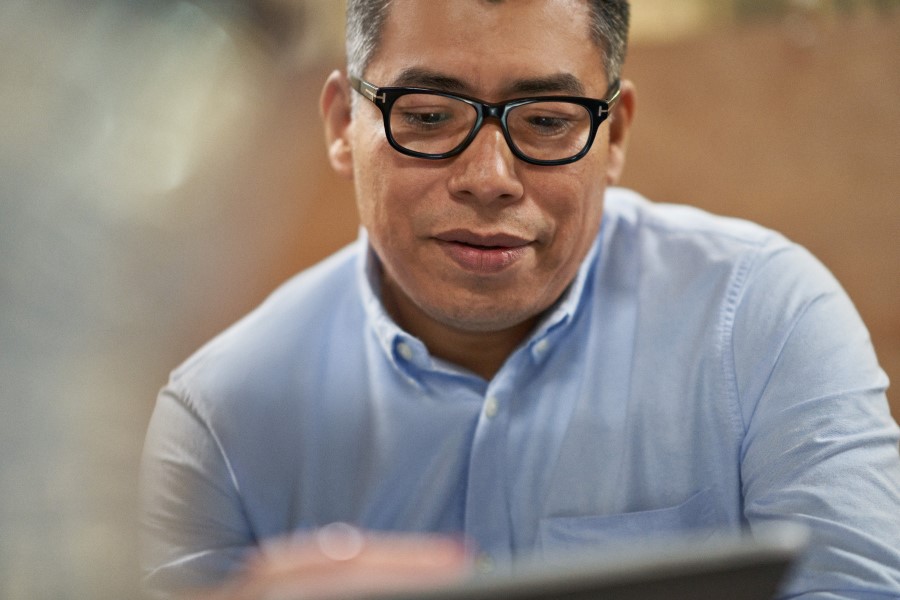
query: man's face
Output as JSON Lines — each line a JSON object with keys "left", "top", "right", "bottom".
{"left": 342, "top": 0, "right": 628, "bottom": 336}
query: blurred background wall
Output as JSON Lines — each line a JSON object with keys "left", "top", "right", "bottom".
{"left": 1, "top": 1, "right": 897, "bottom": 597}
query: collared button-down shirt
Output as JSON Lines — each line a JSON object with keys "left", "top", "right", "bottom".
{"left": 141, "top": 188, "right": 900, "bottom": 598}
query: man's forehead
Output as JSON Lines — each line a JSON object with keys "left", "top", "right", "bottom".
{"left": 376, "top": 0, "right": 594, "bottom": 49}
{"left": 365, "top": 0, "right": 604, "bottom": 97}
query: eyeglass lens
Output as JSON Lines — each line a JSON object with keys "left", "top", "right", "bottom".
{"left": 389, "top": 94, "right": 593, "bottom": 161}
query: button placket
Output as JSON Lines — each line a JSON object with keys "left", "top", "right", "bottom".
{"left": 463, "top": 383, "right": 514, "bottom": 567}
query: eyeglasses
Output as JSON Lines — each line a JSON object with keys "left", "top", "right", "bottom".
{"left": 349, "top": 75, "right": 620, "bottom": 166}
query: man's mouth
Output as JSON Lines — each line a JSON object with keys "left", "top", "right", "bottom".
{"left": 433, "top": 230, "right": 532, "bottom": 273}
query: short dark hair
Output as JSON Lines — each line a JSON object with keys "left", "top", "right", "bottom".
{"left": 345, "top": 0, "right": 630, "bottom": 85}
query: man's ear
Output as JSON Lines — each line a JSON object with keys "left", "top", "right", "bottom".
{"left": 320, "top": 70, "right": 355, "bottom": 179}
{"left": 604, "top": 79, "right": 636, "bottom": 186}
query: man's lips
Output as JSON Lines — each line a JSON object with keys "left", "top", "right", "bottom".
{"left": 432, "top": 229, "right": 533, "bottom": 273}
{"left": 433, "top": 229, "right": 532, "bottom": 248}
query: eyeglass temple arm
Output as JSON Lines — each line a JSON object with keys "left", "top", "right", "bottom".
{"left": 605, "top": 79, "right": 622, "bottom": 108}
{"left": 349, "top": 75, "right": 383, "bottom": 103}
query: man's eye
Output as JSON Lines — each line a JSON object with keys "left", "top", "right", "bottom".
{"left": 527, "top": 116, "right": 570, "bottom": 132}
{"left": 513, "top": 102, "right": 588, "bottom": 138}
{"left": 402, "top": 111, "right": 451, "bottom": 127}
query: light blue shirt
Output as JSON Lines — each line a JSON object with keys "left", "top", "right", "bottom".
{"left": 140, "top": 188, "right": 900, "bottom": 598}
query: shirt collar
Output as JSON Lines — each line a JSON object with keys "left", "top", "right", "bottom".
{"left": 527, "top": 227, "right": 603, "bottom": 345}
{"left": 355, "top": 229, "right": 415, "bottom": 364}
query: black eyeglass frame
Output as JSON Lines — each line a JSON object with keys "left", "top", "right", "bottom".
{"left": 349, "top": 74, "right": 621, "bottom": 166}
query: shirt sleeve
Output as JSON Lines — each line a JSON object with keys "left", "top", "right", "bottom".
{"left": 139, "top": 384, "right": 255, "bottom": 597}
{"left": 732, "top": 241, "right": 900, "bottom": 598}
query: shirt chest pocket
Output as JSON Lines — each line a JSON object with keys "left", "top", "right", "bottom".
{"left": 536, "top": 489, "right": 720, "bottom": 557}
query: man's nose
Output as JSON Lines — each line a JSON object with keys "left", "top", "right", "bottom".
{"left": 446, "top": 122, "right": 525, "bottom": 205}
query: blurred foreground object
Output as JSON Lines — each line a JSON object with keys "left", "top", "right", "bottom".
{"left": 0, "top": 1, "right": 342, "bottom": 598}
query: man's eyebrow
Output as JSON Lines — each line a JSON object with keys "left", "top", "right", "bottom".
{"left": 388, "top": 68, "right": 586, "bottom": 97}
{"left": 390, "top": 68, "right": 470, "bottom": 93}
{"left": 505, "top": 73, "right": 586, "bottom": 97}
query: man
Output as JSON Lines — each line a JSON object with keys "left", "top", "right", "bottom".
{"left": 140, "top": 1, "right": 900, "bottom": 598}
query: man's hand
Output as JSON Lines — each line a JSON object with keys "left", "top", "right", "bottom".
{"left": 189, "top": 523, "right": 470, "bottom": 600}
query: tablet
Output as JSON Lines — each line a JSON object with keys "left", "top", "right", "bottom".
{"left": 376, "top": 524, "right": 807, "bottom": 600}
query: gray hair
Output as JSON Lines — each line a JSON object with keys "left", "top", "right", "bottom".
{"left": 345, "top": 0, "right": 630, "bottom": 85}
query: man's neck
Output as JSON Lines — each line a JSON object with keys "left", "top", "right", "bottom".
{"left": 380, "top": 280, "right": 538, "bottom": 381}
{"left": 411, "top": 316, "right": 537, "bottom": 381}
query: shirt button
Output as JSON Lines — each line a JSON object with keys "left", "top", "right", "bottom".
{"left": 475, "top": 553, "right": 494, "bottom": 573}
{"left": 534, "top": 339, "right": 549, "bottom": 355}
{"left": 484, "top": 396, "right": 499, "bottom": 418}
{"left": 397, "top": 342, "right": 414, "bottom": 361}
